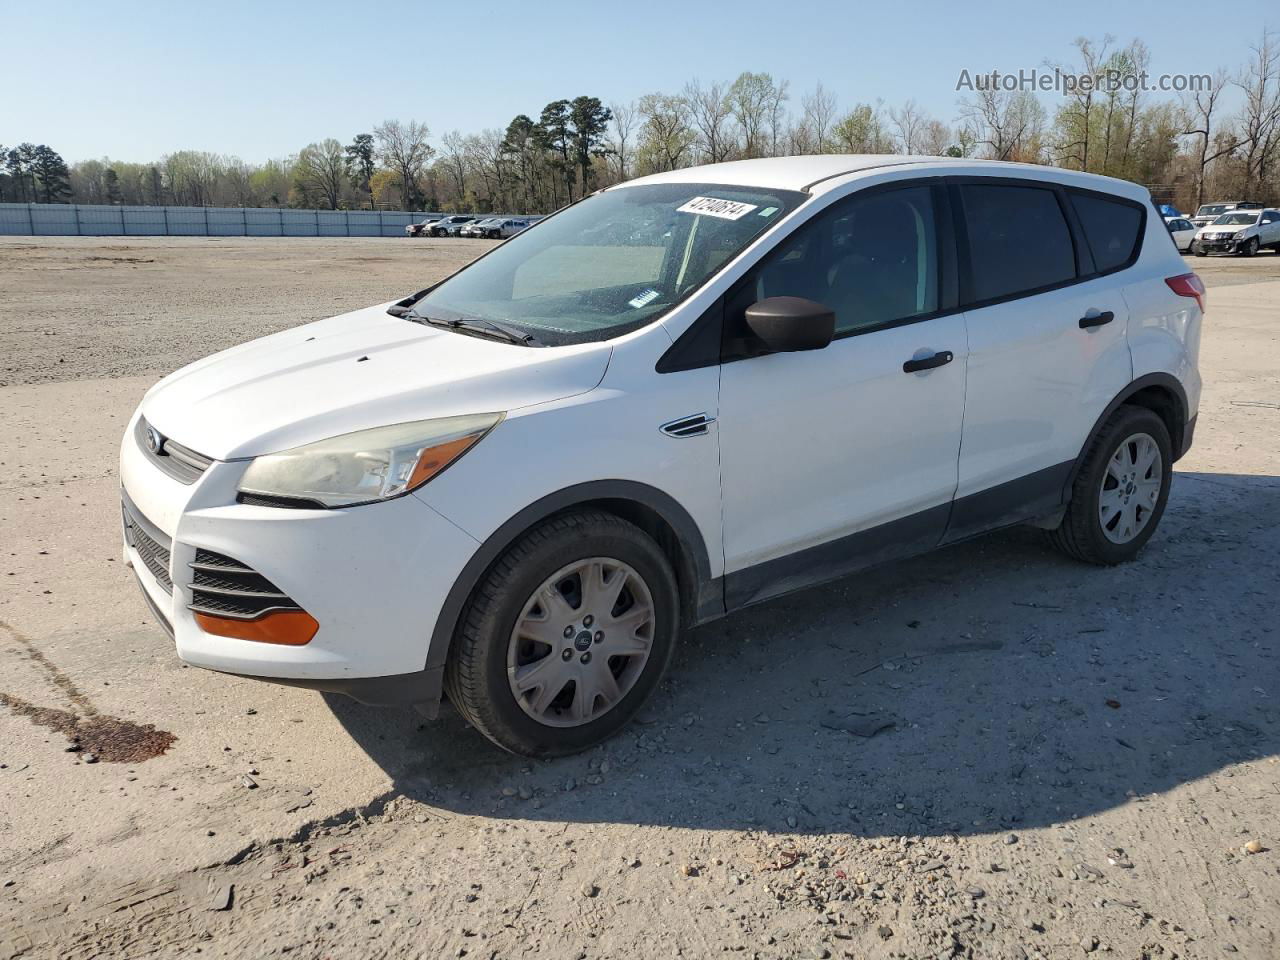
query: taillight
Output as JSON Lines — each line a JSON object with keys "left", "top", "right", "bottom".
{"left": 1165, "top": 273, "right": 1206, "bottom": 314}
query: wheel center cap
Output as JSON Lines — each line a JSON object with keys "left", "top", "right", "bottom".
{"left": 573, "top": 630, "right": 594, "bottom": 652}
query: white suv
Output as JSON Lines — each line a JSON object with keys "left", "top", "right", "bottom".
{"left": 121, "top": 156, "right": 1203, "bottom": 756}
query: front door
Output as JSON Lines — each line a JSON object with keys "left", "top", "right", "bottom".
{"left": 717, "top": 182, "right": 967, "bottom": 609}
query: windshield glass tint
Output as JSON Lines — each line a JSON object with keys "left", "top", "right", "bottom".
{"left": 1198, "top": 205, "right": 1228, "bottom": 216}
{"left": 412, "top": 183, "right": 805, "bottom": 345}
{"left": 1214, "top": 213, "right": 1257, "bottom": 225}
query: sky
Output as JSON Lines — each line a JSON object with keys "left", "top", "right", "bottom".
{"left": 2, "top": 0, "right": 1274, "bottom": 164}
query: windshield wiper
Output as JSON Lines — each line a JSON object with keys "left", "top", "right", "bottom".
{"left": 408, "top": 313, "right": 543, "bottom": 347}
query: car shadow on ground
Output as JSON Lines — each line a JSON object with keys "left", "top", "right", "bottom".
{"left": 327, "top": 469, "right": 1279, "bottom": 838}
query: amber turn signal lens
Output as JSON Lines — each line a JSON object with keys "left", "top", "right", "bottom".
{"left": 406, "top": 431, "right": 487, "bottom": 491}
{"left": 194, "top": 610, "right": 319, "bottom": 646}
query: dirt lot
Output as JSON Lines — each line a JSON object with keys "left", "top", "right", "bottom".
{"left": 1, "top": 237, "right": 1278, "bottom": 960}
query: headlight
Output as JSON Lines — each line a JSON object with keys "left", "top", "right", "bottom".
{"left": 238, "top": 413, "right": 502, "bottom": 508}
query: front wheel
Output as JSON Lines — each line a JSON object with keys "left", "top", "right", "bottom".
{"left": 1047, "top": 405, "right": 1172, "bottom": 565}
{"left": 1241, "top": 237, "right": 1259, "bottom": 257}
{"left": 1192, "top": 241, "right": 1206, "bottom": 257}
{"left": 445, "top": 511, "right": 679, "bottom": 756}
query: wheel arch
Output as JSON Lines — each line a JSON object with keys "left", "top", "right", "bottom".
{"left": 1066, "top": 373, "right": 1190, "bottom": 496}
{"left": 424, "top": 481, "right": 719, "bottom": 676}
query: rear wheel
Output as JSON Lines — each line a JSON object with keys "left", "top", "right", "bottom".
{"left": 1047, "top": 405, "right": 1172, "bottom": 565}
{"left": 445, "top": 511, "right": 679, "bottom": 756}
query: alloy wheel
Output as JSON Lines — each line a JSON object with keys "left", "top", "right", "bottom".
{"left": 1098, "top": 432, "right": 1163, "bottom": 544}
{"left": 506, "top": 557, "right": 655, "bottom": 727}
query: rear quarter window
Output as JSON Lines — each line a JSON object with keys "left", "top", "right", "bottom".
{"left": 1071, "top": 192, "right": 1144, "bottom": 272}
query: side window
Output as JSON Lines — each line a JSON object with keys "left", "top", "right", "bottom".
{"left": 749, "top": 184, "right": 938, "bottom": 336}
{"left": 1071, "top": 192, "right": 1144, "bottom": 272}
{"left": 960, "top": 183, "right": 1075, "bottom": 302}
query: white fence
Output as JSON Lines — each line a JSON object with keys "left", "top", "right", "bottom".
{"left": 0, "top": 203, "right": 447, "bottom": 237}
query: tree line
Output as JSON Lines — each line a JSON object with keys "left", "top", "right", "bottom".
{"left": 3, "top": 32, "right": 1278, "bottom": 216}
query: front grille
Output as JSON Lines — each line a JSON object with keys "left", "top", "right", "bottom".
{"left": 188, "top": 549, "right": 303, "bottom": 620}
{"left": 122, "top": 499, "right": 173, "bottom": 594}
{"left": 136, "top": 417, "right": 214, "bottom": 484}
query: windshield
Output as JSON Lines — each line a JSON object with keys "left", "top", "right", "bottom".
{"left": 411, "top": 182, "right": 805, "bottom": 345}
{"left": 1197, "top": 204, "right": 1229, "bottom": 216}
{"left": 1213, "top": 212, "right": 1257, "bottom": 225}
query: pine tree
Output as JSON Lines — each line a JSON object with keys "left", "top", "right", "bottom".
{"left": 31, "top": 145, "right": 71, "bottom": 203}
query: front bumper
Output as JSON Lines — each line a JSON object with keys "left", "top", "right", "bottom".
{"left": 1196, "top": 236, "right": 1246, "bottom": 253}
{"left": 119, "top": 410, "right": 479, "bottom": 712}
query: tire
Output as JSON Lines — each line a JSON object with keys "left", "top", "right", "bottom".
{"left": 1242, "top": 237, "right": 1259, "bottom": 257}
{"left": 445, "top": 510, "right": 680, "bottom": 756}
{"left": 1048, "top": 405, "right": 1173, "bottom": 565}
{"left": 1193, "top": 242, "right": 1206, "bottom": 257}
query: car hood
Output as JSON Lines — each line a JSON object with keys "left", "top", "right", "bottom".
{"left": 141, "top": 303, "right": 611, "bottom": 459}
{"left": 1198, "top": 224, "right": 1249, "bottom": 235}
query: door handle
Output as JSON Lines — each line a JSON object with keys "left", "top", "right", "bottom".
{"left": 902, "top": 350, "right": 954, "bottom": 373}
{"left": 1079, "top": 310, "right": 1115, "bottom": 329}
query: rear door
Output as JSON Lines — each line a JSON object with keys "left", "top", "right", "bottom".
{"left": 944, "top": 179, "right": 1135, "bottom": 541}
{"left": 718, "top": 181, "right": 967, "bottom": 607}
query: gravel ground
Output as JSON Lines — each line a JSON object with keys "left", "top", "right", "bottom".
{"left": 0, "top": 238, "right": 1278, "bottom": 960}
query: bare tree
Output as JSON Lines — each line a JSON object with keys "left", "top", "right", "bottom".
{"left": 374, "top": 119, "right": 433, "bottom": 209}
{"left": 1235, "top": 29, "right": 1280, "bottom": 195}
{"left": 684, "top": 79, "right": 735, "bottom": 163}
{"left": 606, "top": 100, "right": 638, "bottom": 182}
{"left": 1182, "top": 69, "right": 1235, "bottom": 209}
{"left": 958, "top": 88, "right": 1045, "bottom": 161}
{"left": 801, "top": 84, "right": 838, "bottom": 153}
{"left": 1049, "top": 35, "right": 1113, "bottom": 170}
{"left": 889, "top": 99, "right": 927, "bottom": 154}
{"left": 439, "top": 130, "right": 469, "bottom": 208}
{"left": 919, "top": 120, "right": 954, "bottom": 156}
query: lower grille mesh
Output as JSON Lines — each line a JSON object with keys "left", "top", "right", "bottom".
{"left": 122, "top": 503, "right": 173, "bottom": 593}
{"left": 189, "top": 549, "right": 302, "bottom": 620}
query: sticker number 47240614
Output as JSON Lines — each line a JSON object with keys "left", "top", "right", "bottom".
{"left": 676, "top": 196, "right": 759, "bottom": 220}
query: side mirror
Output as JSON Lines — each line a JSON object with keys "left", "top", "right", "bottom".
{"left": 744, "top": 297, "right": 836, "bottom": 353}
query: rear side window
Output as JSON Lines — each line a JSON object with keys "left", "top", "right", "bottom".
{"left": 1072, "top": 193, "right": 1144, "bottom": 272}
{"left": 960, "top": 184, "right": 1076, "bottom": 303}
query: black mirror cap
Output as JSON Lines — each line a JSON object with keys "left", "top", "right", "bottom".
{"left": 744, "top": 297, "right": 836, "bottom": 352}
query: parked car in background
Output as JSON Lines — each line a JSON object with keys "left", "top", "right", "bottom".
{"left": 1165, "top": 216, "right": 1197, "bottom": 253}
{"left": 121, "top": 155, "right": 1201, "bottom": 756}
{"left": 487, "top": 218, "right": 530, "bottom": 239}
{"left": 431, "top": 216, "right": 477, "bottom": 237}
{"left": 406, "top": 217, "right": 443, "bottom": 237}
{"left": 1192, "top": 208, "right": 1280, "bottom": 256}
{"left": 461, "top": 218, "right": 501, "bottom": 238}
{"left": 1190, "top": 201, "right": 1264, "bottom": 229}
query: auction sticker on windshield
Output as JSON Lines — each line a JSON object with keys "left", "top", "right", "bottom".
{"left": 676, "top": 196, "right": 759, "bottom": 220}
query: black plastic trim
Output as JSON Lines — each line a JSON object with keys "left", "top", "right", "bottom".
{"left": 724, "top": 503, "right": 951, "bottom": 610}
{"left": 941, "top": 460, "right": 1075, "bottom": 545}
{"left": 223, "top": 666, "right": 444, "bottom": 714}
{"left": 424, "top": 481, "right": 718, "bottom": 675}
{"left": 131, "top": 568, "right": 175, "bottom": 639}
{"left": 1069, "top": 374, "right": 1190, "bottom": 489}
